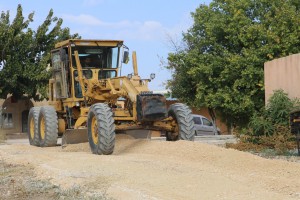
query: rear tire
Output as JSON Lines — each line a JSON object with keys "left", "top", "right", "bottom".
{"left": 87, "top": 103, "right": 115, "bottom": 155}
{"left": 38, "top": 106, "right": 58, "bottom": 147}
{"left": 167, "top": 103, "right": 195, "bottom": 141}
{"left": 27, "top": 107, "right": 41, "bottom": 146}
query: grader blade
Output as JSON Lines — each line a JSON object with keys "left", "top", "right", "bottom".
{"left": 62, "top": 129, "right": 88, "bottom": 146}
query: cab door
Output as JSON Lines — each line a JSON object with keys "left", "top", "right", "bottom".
{"left": 51, "top": 49, "right": 69, "bottom": 99}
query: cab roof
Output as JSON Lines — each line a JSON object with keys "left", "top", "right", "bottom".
{"left": 55, "top": 39, "right": 124, "bottom": 49}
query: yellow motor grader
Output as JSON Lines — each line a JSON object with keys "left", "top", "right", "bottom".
{"left": 27, "top": 39, "right": 194, "bottom": 155}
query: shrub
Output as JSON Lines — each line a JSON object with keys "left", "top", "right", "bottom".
{"left": 266, "top": 89, "right": 293, "bottom": 126}
{"left": 230, "top": 126, "right": 296, "bottom": 155}
{"left": 232, "top": 90, "right": 298, "bottom": 155}
{"left": 248, "top": 111, "right": 274, "bottom": 137}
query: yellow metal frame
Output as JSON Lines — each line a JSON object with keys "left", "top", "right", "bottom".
{"left": 55, "top": 39, "right": 123, "bottom": 49}
{"left": 91, "top": 116, "right": 98, "bottom": 144}
{"left": 74, "top": 107, "right": 89, "bottom": 128}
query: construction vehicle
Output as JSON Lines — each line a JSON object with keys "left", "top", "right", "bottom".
{"left": 27, "top": 39, "right": 195, "bottom": 155}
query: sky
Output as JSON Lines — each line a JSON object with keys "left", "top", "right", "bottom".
{"left": 0, "top": 0, "right": 211, "bottom": 91}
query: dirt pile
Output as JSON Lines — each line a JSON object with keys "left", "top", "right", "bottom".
{"left": 1, "top": 135, "right": 300, "bottom": 199}
{"left": 61, "top": 133, "right": 136, "bottom": 153}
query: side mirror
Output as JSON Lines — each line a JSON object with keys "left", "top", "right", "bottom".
{"left": 122, "top": 50, "right": 129, "bottom": 64}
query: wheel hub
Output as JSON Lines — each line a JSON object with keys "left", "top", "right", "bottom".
{"left": 30, "top": 118, "right": 35, "bottom": 139}
{"left": 40, "top": 117, "right": 45, "bottom": 140}
{"left": 91, "top": 116, "right": 98, "bottom": 144}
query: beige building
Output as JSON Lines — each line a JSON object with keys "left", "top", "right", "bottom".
{"left": 264, "top": 53, "right": 300, "bottom": 103}
{"left": 0, "top": 96, "right": 48, "bottom": 134}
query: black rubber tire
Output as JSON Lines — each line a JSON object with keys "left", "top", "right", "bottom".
{"left": 27, "top": 107, "right": 41, "bottom": 146}
{"left": 87, "top": 103, "right": 115, "bottom": 155}
{"left": 38, "top": 106, "right": 58, "bottom": 147}
{"left": 167, "top": 103, "right": 195, "bottom": 141}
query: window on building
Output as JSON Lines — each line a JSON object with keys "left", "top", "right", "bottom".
{"left": 2, "top": 113, "right": 13, "bottom": 129}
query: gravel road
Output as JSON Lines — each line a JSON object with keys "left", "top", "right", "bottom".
{"left": 0, "top": 134, "right": 300, "bottom": 200}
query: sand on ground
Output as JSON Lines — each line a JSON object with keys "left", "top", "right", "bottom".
{"left": 0, "top": 134, "right": 299, "bottom": 200}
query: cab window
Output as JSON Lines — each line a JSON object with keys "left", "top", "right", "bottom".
{"left": 71, "top": 46, "right": 119, "bottom": 69}
{"left": 98, "top": 70, "right": 117, "bottom": 79}
{"left": 107, "top": 47, "right": 119, "bottom": 68}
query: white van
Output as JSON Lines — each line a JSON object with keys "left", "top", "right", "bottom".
{"left": 192, "top": 114, "right": 220, "bottom": 135}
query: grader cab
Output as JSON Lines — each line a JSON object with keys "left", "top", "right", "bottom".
{"left": 28, "top": 39, "right": 195, "bottom": 155}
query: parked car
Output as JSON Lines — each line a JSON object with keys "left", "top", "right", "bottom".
{"left": 192, "top": 114, "right": 220, "bottom": 136}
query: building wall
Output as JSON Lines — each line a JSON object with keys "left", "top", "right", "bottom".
{"left": 264, "top": 53, "right": 300, "bottom": 103}
{"left": 0, "top": 96, "right": 48, "bottom": 134}
{"left": 0, "top": 97, "right": 33, "bottom": 134}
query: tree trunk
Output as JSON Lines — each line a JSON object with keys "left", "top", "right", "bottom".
{"left": 208, "top": 107, "right": 218, "bottom": 130}
{"left": 226, "top": 123, "right": 234, "bottom": 135}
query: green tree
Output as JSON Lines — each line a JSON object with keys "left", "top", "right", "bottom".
{"left": 0, "top": 4, "right": 79, "bottom": 100}
{"left": 166, "top": 0, "right": 300, "bottom": 132}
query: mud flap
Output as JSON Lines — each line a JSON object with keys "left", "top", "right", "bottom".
{"left": 62, "top": 129, "right": 88, "bottom": 147}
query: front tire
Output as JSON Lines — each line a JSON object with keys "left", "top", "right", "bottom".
{"left": 167, "top": 103, "right": 195, "bottom": 141}
{"left": 87, "top": 103, "right": 115, "bottom": 155}
{"left": 28, "top": 107, "right": 41, "bottom": 146}
{"left": 38, "top": 106, "right": 58, "bottom": 147}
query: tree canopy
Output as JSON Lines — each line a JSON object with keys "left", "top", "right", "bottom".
{"left": 166, "top": 0, "right": 300, "bottom": 129}
{"left": 0, "top": 4, "right": 79, "bottom": 100}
